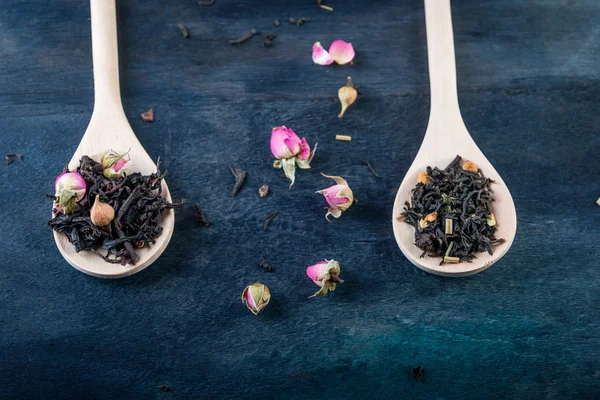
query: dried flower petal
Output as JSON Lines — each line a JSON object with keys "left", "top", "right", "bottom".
{"left": 312, "top": 42, "right": 334, "bottom": 65}
{"left": 306, "top": 259, "right": 344, "bottom": 298}
{"left": 242, "top": 282, "right": 271, "bottom": 315}
{"left": 338, "top": 77, "right": 357, "bottom": 118}
{"left": 328, "top": 40, "right": 355, "bottom": 65}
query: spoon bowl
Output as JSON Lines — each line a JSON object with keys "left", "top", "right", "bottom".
{"left": 52, "top": 0, "right": 175, "bottom": 278}
{"left": 392, "top": 0, "right": 517, "bottom": 276}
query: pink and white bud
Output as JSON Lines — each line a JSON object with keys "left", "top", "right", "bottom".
{"left": 54, "top": 172, "right": 87, "bottom": 214}
{"left": 316, "top": 174, "right": 355, "bottom": 221}
{"left": 271, "top": 126, "right": 317, "bottom": 188}
{"left": 241, "top": 282, "right": 271, "bottom": 315}
{"left": 101, "top": 150, "right": 130, "bottom": 178}
{"left": 306, "top": 259, "right": 344, "bottom": 298}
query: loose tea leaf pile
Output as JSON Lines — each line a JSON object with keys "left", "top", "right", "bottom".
{"left": 48, "top": 156, "right": 178, "bottom": 265}
{"left": 399, "top": 155, "right": 505, "bottom": 264}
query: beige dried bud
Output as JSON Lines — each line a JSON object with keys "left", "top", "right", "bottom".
{"left": 338, "top": 76, "right": 357, "bottom": 118}
{"left": 90, "top": 195, "right": 115, "bottom": 226}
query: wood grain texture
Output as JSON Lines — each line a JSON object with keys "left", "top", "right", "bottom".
{"left": 1, "top": 0, "right": 599, "bottom": 398}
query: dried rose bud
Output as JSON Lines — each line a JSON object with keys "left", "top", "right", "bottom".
{"left": 271, "top": 126, "right": 317, "bottom": 188}
{"left": 101, "top": 149, "right": 130, "bottom": 178}
{"left": 338, "top": 76, "right": 357, "bottom": 118}
{"left": 306, "top": 259, "right": 344, "bottom": 298}
{"left": 54, "top": 172, "right": 86, "bottom": 214}
{"left": 241, "top": 282, "right": 271, "bottom": 315}
{"left": 316, "top": 173, "right": 354, "bottom": 221}
{"left": 90, "top": 195, "right": 115, "bottom": 226}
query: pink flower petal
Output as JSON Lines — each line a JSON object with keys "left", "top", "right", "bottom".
{"left": 321, "top": 184, "right": 351, "bottom": 207}
{"left": 328, "top": 40, "right": 355, "bottom": 65}
{"left": 113, "top": 157, "right": 128, "bottom": 172}
{"left": 306, "top": 261, "right": 330, "bottom": 286}
{"left": 271, "top": 126, "right": 296, "bottom": 159}
{"left": 298, "top": 138, "right": 311, "bottom": 161}
{"left": 312, "top": 42, "right": 334, "bottom": 65}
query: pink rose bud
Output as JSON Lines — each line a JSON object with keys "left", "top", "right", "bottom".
{"left": 54, "top": 172, "right": 87, "bottom": 214}
{"left": 306, "top": 259, "right": 344, "bottom": 298}
{"left": 316, "top": 173, "right": 355, "bottom": 221}
{"left": 101, "top": 149, "right": 130, "bottom": 178}
{"left": 242, "top": 282, "right": 271, "bottom": 315}
{"left": 271, "top": 126, "right": 317, "bottom": 188}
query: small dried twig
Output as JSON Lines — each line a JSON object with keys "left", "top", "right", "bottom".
{"left": 141, "top": 109, "right": 154, "bottom": 122}
{"left": 259, "top": 184, "right": 269, "bottom": 197}
{"left": 289, "top": 18, "right": 310, "bottom": 27}
{"left": 229, "top": 166, "right": 247, "bottom": 196}
{"left": 259, "top": 259, "right": 274, "bottom": 272}
{"left": 363, "top": 160, "right": 382, "bottom": 178}
{"left": 229, "top": 29, "right": 258, "bottom": 44}
{"left": 193, "top": 204, "right": 209, "bottom": 227}
{"left": 273, "top": 19, "right": 280, "bottom": 26}
{"left": 176, "top": 24, "right": 190, "bottom": 38}
{"left": 5, "top": 153, "right": 23, "bottom": 165}
{"left": 199, "top": 0, "right": 215, "bottom": 6}
{"left": 335, "top": 135, "right": 352, "bottom": 142}
{"left": 264, "top": 211, "right": 279, "bottom": 230}
{"left": 317, "top": 0, "right": 334, "bottom": 11}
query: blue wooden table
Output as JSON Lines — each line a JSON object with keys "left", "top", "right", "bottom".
{"left": 1, "top": 0, "right": 599, "bottom": 398}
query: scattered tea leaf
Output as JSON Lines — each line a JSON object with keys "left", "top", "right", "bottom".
{"left": 363, "top": 160, "right": 382, "bottom": 178}
{"left": 289, "top": 17, "right": 310, "bottom": 27}
{"left": 193, "top": 204, "right": 209, "bottom": 227}
{"left": 158, "top": 384, "right": 172, "bottom": 392}
{"left": 199, "top": 0, "right": 215, "bottom": 6}
{"left": 5, "top": 153, "right": 23, "bottom": 165}
{"left": 229, "top": 166, "right": 247, "bottom": 196}
{"left": 259, "top": 259, "right": 274, "bottom": 272}
{"left": 264, "top": 33, "right": 277, "bottom": 40}
{"left": 176, "top": 24, "right": 190, "bottom": 38}
{"left": 141, "top": 109, "right": 154, "bottom": 122}
{"left": 264, "top": 211, "right": 279, "bottom": 230}
{"left": 412, "top": 366, "right": 425, "bottom": 381}
{"left": 259, "top": 184, "right": 270, "bottom": 197}
{"left": 229, "top": 29, "right": 258, "bottom": 45}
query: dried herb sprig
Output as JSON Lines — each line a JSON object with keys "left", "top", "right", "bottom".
{"left": 48, "top": 156, "right": 181, "bottom": 265}
{"left": 399, "top": 155, "right": 504, "bottom": 264}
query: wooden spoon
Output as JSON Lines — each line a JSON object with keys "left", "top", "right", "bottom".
{"left": 392, "top": 0, "right": 517, "bottom": 277}
{"left": 52, "top": 0, "right": 175, "bottom": 278}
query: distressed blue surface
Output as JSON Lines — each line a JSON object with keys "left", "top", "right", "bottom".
{"left": 1, "top": 0, "right": 600, "bottom": 398}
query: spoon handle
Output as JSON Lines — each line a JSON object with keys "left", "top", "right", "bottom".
{"left": 424, "top": 0, "right": 460, "bottom": 121}
{"left": 90, "top": 0, "right": 123, "bottom": 117}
